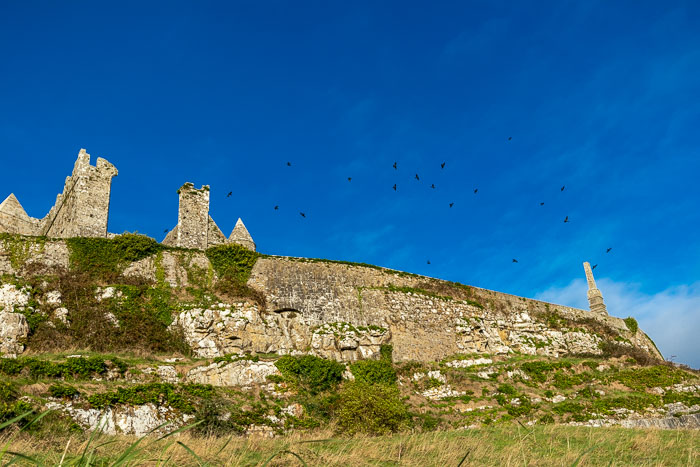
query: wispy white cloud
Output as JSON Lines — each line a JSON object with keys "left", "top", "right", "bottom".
{"left": 536, "top": 279, "right": 700, "bottom": 369}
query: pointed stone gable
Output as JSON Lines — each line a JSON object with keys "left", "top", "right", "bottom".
{"left": 228, "top": 218, "right": 256, "bottom": 251}
{"left": 0, "top": 194, "right": 40, "bottom": 235}
{"left": 0, "top": 194, "right": 30, "bottom": 221}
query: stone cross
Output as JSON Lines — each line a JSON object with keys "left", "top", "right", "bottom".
{"left": 583, "top": 262, "right": 608, "bottom": 315}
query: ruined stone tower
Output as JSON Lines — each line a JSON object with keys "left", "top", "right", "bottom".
{"left": 583, "top": 262, "right": 608, "bottom": 315}
{"left": 162, "top": 183, "right": 255, "bottom": 251}
{"left": 40, "top": 149, "right": 118, "bottom": 238}
{"left": 162, "top": 183, "right": 227, "bottom": 250}
{"left": 0, "top": 149, "right": 117, "bottom": 238}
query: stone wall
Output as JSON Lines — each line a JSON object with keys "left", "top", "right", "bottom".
{"left": 0, "top": 238, "right": 662, "bottom": 363}
{"left": 246, "top": 257, "right": 662, "bottom": 362}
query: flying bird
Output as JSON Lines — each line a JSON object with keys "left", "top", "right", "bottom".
{"left": 540, "top": 202, "right": 545, "bottom": 206}
{"left": 415, "top": 174, "right": 420, "bottom": 181}
{"left": 393, "top": 162, "right": 397, "bottom": 170}
{"left": 441, "top": 162, "right": 445, "bottom": 169}
{"left": 560, "top": 185, "right": 565, "bottom": 191}
{"left": 449, "top": 202, "right": 454, "bottom": 208}
{"left": 287, "top": 162, "right": 291, "bottom": 167}
{"left": 592, "top": 264, "right": 598, "bottom": 270}
{"left": 347, "top": 177, "right": 352, "bottom": 182}
{"left": 393, "top": 184, "right": 397, "bottom": 191}
{"left": 564, "top": 216, "right": 569, "bottom": 223}
{"left": 512, "top": 259, "right": 518, "bottom": 263}
{"left": 473, "top": 188, "right": 478, "bottom": 194}
{"left": 427, "top": 260, "right": 431, "bottom": 265}
{"left": 227, "top": 191, "right": 232, "bottom": 198}
{"left": 508, "top": 136, "right": 512, "bottom": 141}
{"left": 606, "top": 248, "right": 612, "bottom": 253}
{"left": 299, "top": 212, "right": 306, "bottom": 218}
{"left": 274, "top": 205, "right": 279, "bottom": 210}
{"left": 431, "top": 184, "right": 436, "bottom": 189}
{"left": 163, "top": 229, "right": 168, "bottom": 233}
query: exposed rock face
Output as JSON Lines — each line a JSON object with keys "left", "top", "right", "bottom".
{"left": 170, "top": 302, "right": 389, "bottom": 361}
{"left": 0, "top": 311, "right": 29, "bottom": 356}
{"left": 46, "top": 402, "right": 194, "bottom": 436}
{"left": 186, "top": 360, "right": 280, "bottom": 387}
{"left": 0, "top": 283, "right": 30, "bottom": 311}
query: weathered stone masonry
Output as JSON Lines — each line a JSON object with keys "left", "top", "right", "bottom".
{"left": 0, "top": 149, "right": 117, "bottom": 238}
{"left": 0, "top": 149, "right": 256, "bottom": 250}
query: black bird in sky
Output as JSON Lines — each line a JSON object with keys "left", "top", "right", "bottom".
{"left": 393, "top": 162, "right": 397, "bottom": 170}
{"left": 512, "top": 259, "right": 518, "bottom": 263}
{"left": 163, "top": 229, "right": 168, "bottom": 233}
{"left": 606, "top": 248, "right": 612, "bottom": 253}
{"left": 415, "top": 174, "right": 420, "bottom": 180}
{"left": 226, "top": 191, "right": 232, "bottom": 198}
{"left": 474, "top": 188, "right": 478, "bottom": 194}
{"left": 508, "top": 136, "right": 512, "bottom": 141}
{"left": 300, "top": 212, "right": 306, "bottom": 218}
{"left": 560, "top": 185, "right": 565, "bottom": 191}
{"left": 347, "top": 177, "right": 352, "bottom": 182}
{"left": 592, "top": 264, "right": 598, "bottom": 270}
{"left": 431, "top": 184, "right": 436, "bottom": 189}
{"left": 564, "top": 216, "right": 569, "bottom": 223}
{"left": 393, "top": 184, "right": 397, "bottom": 191}
{"left": 274, "top": 205, "right": 279, "bottom": 210}
{"left": 540, "top": 202, "right": 545, "bottom": 206}
{"left": 441, "top": 162, "right": 445, "bottom": 169}
{"left": 449, "top": 202, "right": 454, "bottom": 208}
{"left": 427, "top": 260, "right": 431, "bottom": 265}
{"left": 287, "top": 162, "right": 291, "bottom": 167}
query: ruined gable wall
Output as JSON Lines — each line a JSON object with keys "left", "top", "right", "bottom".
{"left": 40, "top": 150, "right": 118, "bottom": 238}
{"left": 0, "top": 195, "right": 41, "bottom": 236}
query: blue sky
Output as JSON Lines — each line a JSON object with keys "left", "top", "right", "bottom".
{"left": 1, "top": 1, "right": 699, "bottom": 366}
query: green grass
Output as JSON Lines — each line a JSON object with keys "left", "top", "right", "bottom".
{"left": 2, "top": 423, "right": 698, "bottom": 466}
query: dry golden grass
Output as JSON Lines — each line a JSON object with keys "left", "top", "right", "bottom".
{"left": 3, "top": 424, "right": 698, "bottom": 466}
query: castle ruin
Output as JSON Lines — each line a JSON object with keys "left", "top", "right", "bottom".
{"left": 0, "top": 149, "right": 117, "bottom": 238}
{"left": 0, "top": 149, "right": 255, "bottom": 251}
{"left": 161, "top": 183, "right": 256, "bottom": 251}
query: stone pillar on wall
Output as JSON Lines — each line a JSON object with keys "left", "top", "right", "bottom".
{"left": 41, "top": 149, "right": 118, "bottom": 238}
{"left": 161, "top": 183, "right": 228, "bottom": 250}
{"left": 175, "top": 183, "right": 211, "bottom": 250}
{"left": 583, "top": 262, "right": 608, "bottom": 315}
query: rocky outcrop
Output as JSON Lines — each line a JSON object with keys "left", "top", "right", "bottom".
{"left": 0, "top": 311, "right": 29, "bottom": 357}
{"left": 186, "top": 360, "right": 279, "bottom": 387}
{"left": 46, "top": 402, "right": 194, "bottom": 436}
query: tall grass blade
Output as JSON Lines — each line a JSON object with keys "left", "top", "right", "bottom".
{"left": 570, "top": 446, "right": 595, "bottom": 467}
{"left": 0, "top": 410, "right": 39, "bottom": 462}
{"left": 111, "top": 422, "right": 171, "bottom": 466}
{"left": 262, "top": 449, "right": 308, "bottom": 467}
{"left": 215, "top": 435, "right": 233, "bottom": 455}
{"left": 4, "top": 451, "right": 40, "bottom": 465}
{"left": 176, "top": 440, "right": 208, "bottom": 466}
{"left": 457, "top": 449, "right": 471, "bottom": 467}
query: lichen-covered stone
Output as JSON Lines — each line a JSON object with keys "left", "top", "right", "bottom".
{"left": 0, "top": 311, "right": 29, "bottom": 356}
{"left": 186, "top": 360, "right": 279, "bottom": 387}
{"left": 46, "top": 402, "right": 193, "bottom": 436}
